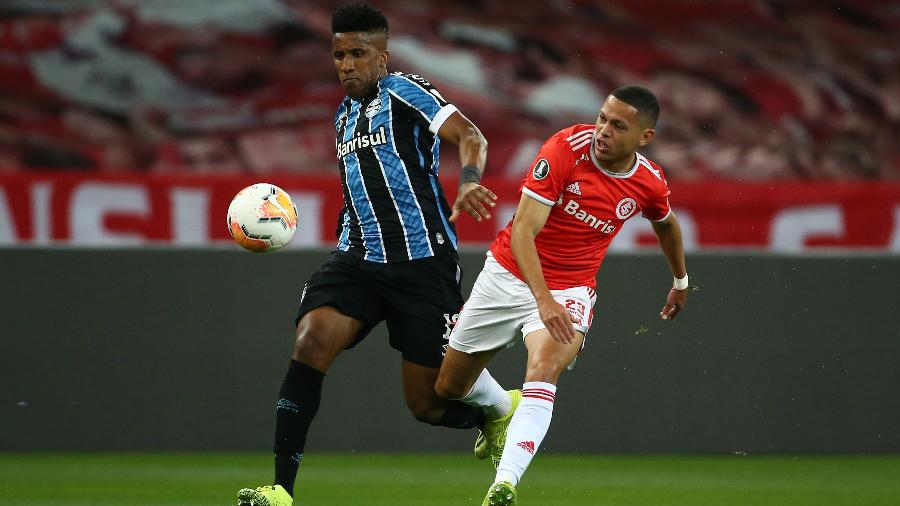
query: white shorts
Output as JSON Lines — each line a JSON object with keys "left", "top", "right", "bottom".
{"left": 448, "top": 253, "right": 596, "bottom": 355}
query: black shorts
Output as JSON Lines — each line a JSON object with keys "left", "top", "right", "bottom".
{"left": 295, "top": 250, "right": 464, "bottom": 369}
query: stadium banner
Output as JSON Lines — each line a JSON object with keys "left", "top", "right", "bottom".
{"left": 1, "top": 172, "right": 899, "bottom": 252}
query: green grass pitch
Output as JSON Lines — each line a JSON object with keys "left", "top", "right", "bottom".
{"left": 1, "top": 453, "right": 898, "bottom": 505}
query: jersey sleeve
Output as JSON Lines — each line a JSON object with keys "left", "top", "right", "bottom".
{"left": 520, "top": 133, "right": 573, "bottom": 207}
{"left": 384, "top": 72, "right": 458, "bottom": 134}
{"left": 641, "top": 164, "right": 672, "bottom": 221}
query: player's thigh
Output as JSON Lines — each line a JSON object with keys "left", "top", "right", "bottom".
{"left": 294, "top": 306, "right": 365, "bottom": 369}
{"left": 448, "top": 257, "right": 536, "bottom": 356}
{"left": 522, "top": 329, "right": 585, "bottom": 384}
{"left": 384, "top": 252, "right": 464, "bottom": 369}
{"left": 294, "top": 252, "right": 387, "bottom": 361}
{"left": 520, "top": 285, "right": 595, "bottom": 339}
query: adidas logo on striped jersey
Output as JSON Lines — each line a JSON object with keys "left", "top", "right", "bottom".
{"left": 565, "top": 182, "right": 582, "bottom": 195}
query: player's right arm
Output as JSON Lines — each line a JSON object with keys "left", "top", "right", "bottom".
{"left": 386, "top": 73, "right": 495, "bottom": 223}
{"left": 509, "top": 194, "right": 579, "bottom": 344}
{"left": 437, "top": 112, "right": 496, "bottom": 222}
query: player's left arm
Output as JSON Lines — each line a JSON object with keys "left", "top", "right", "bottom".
{"left": 511, "top": 195, "right": 579, "bottom": 344}
{"left": 651, "top": 212, "right": 688, "bottom": 321}
{"left": 437, "top": 112, "right": 496, "bottom": 222}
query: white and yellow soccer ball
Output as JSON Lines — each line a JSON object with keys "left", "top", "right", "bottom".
{"left": 227, "top": 183, "right": 298, "bottom": 252}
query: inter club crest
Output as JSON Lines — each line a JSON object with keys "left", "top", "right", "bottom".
{"left": 615, "top": 197, "right": 638, "bottom": 219}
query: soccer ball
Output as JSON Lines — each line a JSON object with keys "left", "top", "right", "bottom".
{"left": 227, "top": 183, "right": 298, "bottom": 252}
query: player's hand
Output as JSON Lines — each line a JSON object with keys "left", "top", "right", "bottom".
{"left": 449, "top": 182, "right": 497, "bottom": 222}
{"left": 659, "top": 287, "right": 688, "bottom": 321}
{"left": 537, "top": 296, "right": 579, "bottom": 344}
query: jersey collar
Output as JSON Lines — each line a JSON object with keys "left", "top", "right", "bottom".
{"left": 589, "top": 132, "right": 640, "bottom": 178}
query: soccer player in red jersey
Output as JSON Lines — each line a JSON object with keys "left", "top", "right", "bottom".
{"left": 434, "top": 85, "right": 689, "bottom": 505}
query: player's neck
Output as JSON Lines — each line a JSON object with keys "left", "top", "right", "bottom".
{"left": 605, "top": 153, "right": 636, "bottom": 174}
{"left": 349, "top": 71, "right": 388, "bottom": 101}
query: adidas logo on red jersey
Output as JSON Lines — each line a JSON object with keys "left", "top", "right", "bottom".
{"left": 517, "top": 441, "right": 536, "bottom": 454}
{"left": 565, "top": 182, "right": 582, "bottom": 195}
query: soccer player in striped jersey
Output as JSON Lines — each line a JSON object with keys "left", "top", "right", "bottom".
{"left": 237, "top": 4, "right": 500, "bottom": 506}
{"left": 434, "top": 86, "right": 690, "bottom": 505}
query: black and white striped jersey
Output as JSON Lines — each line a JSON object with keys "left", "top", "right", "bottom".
{"left": 334, "top": 71, "right": 460, "bottom": 263}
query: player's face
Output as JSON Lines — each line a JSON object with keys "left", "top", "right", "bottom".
{"left": 593, "top": 96, "right": 654, "bottom": 165}
{"left": 332, "top": 31, "right": 389, "bottom": 99}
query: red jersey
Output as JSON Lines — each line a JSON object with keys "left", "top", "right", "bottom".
{"left": 490, "top": 124, "right": 671, "bottom": 289}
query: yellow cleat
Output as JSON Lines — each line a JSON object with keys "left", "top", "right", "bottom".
{"left": 483, "top": 389, "right": 522, "bottom": 468}
{"left": 236, "top": 484, "right": 292, "bottom": 506}
{"left": 482, "top": 481, "right": 517, "bottom": 506}
{"left": 474, "top": 430, "right": 489, "bottom": 460}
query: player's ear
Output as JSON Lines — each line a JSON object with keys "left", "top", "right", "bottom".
{"left": 639, "top": 128, "right": 655, "bottom": 147}
{"left": 380, "top": 50, "right": 390, "bottom": 69}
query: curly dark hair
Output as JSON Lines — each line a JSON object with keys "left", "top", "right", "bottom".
{"left": 332, "top": 3, "right": 389, "bottom": 34}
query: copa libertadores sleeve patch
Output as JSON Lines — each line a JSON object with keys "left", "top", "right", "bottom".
{"left": 532, "top": 159, "right": 550, "bottom": 180}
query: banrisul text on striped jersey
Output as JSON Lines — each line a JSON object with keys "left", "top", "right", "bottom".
{"left": 336, "top": 126, "right": 388, "bottom": 159}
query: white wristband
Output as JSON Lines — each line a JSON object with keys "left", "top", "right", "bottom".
{"left": 673, "top": 274, "right": 689, "bottom": 290}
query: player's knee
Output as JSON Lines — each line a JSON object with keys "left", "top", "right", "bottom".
{"left": 525, "top": 358, "right": 565, "bottom": 383}
{"left": 292, "top": 326, "right": 333, "bottom": 371}
{"left": 405, "top": 393, "right": 443, "bottom": 424}
{"left": 434, "top": 374, "right": 467, "bottom": 400}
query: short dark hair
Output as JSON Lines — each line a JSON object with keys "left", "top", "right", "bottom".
{"left": 332, "top": 3, "right": 389, "bottom": 34}
{"left": 611, "top": 85, "right": 660, "bottom": 127}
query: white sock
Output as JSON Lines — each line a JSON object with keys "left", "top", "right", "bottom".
{"left": 495, "top": 381, "right": 556, "bottom": 486}
{"left": 461, "top": 369, "right": 511, "bottom": 421}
